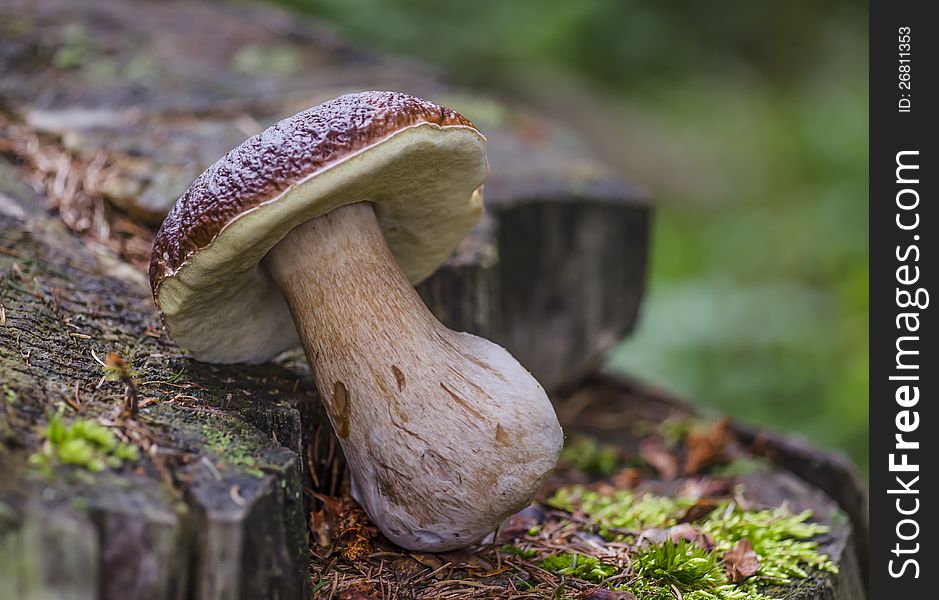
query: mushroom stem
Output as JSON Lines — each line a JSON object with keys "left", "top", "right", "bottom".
{"left": 265, "top": 202, "right": 562, "bottom": 551}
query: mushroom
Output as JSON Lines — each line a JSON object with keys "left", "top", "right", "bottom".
{"left": 150, "top": 92, "right": 563, "bottom": 551}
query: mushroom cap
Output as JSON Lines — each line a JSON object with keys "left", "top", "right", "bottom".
{"left": 149, "top": 92, "right": 487, "bottom": 363}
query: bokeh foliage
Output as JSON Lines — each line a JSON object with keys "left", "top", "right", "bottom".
{"left": 273, "top": 0, "right": 869, "bottom": 471}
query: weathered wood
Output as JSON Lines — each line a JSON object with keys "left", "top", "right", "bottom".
{"left": 0, "top": 181, "right": 318, "bottom": 599}
{"left": 551, "top": 373, "right": 867, "bottom": 600}
{"left": 0, "top": 0, "right": 649, "bottom": 391}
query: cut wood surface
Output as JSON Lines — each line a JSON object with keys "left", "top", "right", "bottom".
{"left": 0, "top": 0, "right": 649, "bottom": 391}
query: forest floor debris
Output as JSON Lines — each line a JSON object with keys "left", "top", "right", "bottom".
{"left": 306, "top": 414, "right": 838, "bottom": 600}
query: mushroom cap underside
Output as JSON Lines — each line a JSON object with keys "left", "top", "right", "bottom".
{"left": 150, "top": 92, "right": 487, "bottom": 363}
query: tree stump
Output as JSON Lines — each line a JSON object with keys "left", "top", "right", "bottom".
{"left": 0, "top": 191, "right": 318, "bottom": 599}
{"left": 0, "top": 0, "right": 866, "bottom": 598}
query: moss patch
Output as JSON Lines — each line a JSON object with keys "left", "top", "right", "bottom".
{"left": 551, "top": 486, "right": 694, "bottom": 533}
{"left": 539, "top": 552, "right": 617, "bottom": 583}
{"left": 558, "top": 434, "right": 624, "bottom": 476}
{"left": 201, "top": 425, "right": 265, "bottom": 478}
{"left": 28, "top": 412, "right": 139, "bottom": 473}
{"left": 500, "top": 543, "right": 537, "bottom": 559}
{"left": 2, "top": 385, "right": 16, "bottom": 404}
{"left": 541, "top": 485, "right": 837, "bottom": 600}
{"left": 140, "top": 398, "right": 283, "bottom": 480}
{"left": 632, "top": 540, "right": 728, "bottom": 598}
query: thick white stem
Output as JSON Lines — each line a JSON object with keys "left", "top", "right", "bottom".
{"left": 265, "top": 202, "right": 562, "bottom": 550}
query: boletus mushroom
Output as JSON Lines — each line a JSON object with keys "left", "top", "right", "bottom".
{"left": 150, "top": 92, "right": 563, "bottom": 551}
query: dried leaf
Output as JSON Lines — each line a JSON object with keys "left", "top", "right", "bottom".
{"left": 667, "top": 523, "right": 700, "bottom": 544}
{"left": 667, "top": 523, "right": 715, "bottom": 550}
{"left": 439, "top": 549, "right": 494, "bottom": 572}
{"left": 678, "top": 477, "right": 733, "bottom": 500}
{"left": 335, "top": 498, "right": 378, "bottom": 561}
{"left": 678, "top": 498, "right": 720, "bottom": 523}
{"left": 388, "top": 556, "right": 425, "bottom": 580}
{"left": 496, "top": 503, "right": 547, "bottom": 543}
{"left": 309, "top": 508, "right": 332, "bottom": 547}
{"left": 684, "top": 418, "right": 733, "bottom": 474}
{"left": 636, "top": 527, "right": 668, "bottom": 547}
{"left": 611, "top": 467, "right": 641, "bottom": 489}
{"left": 338, "top": 584, "right": 380, "bottom": 600}
{"left": 724, "top": 538, "right": 760, "bottom": 582}
{"left": 310, "top": 493, "right": 342, "bottom": 548}
{"left": 309, "top": 494, "right": 376, "bottom": 560}
{"left": 640, "top": 437, "right": 678, "bottom": 479}
{"left": 411, "top": 552, "right": 446, "bottom": 571}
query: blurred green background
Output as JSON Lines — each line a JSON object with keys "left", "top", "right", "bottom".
{"left": 274, "top": 0, "right": 869, "bottom": 472}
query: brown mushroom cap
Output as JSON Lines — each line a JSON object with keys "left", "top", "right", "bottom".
{"left": 150, "top": 91, "right": 487, "bottom": 363}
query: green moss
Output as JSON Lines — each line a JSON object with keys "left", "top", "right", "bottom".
{"left": 52, "top": 24, "right": 94, "bottom": 70}
{"left": 2, "top": 384, "right": 16, "bottom": 404}
{"left": 549, "top": 486, "right": 694, "bottom": 535}
{"left": 0, "top": 499, "right": 13, "bottom": 519}
{"left": 657, "top": 415, "right": 697, "bottom": 447}
{"left": 124, "top": 55, "right": 159, "bottom": 82}
{"left": 634, "top": 540, "right": 726, "bottom": 594}
{"left": 539, "top": 553, "right": 617, "bottom": 583}
{"left": 28, "top": 412, "right": 139, "bottom": 473}
{"left": 201, "top": 425, "right": 264, "bottom": 478}
{"left": 627, "top": 576, "right": 759, "bottom": 600}
{"left": 548, "top": 485, "right": 837, "bottom": 599}
{"left": 142, "top": 402, "right": 275, "bottom": 479}
{"left": 500, "top": 544, "right": 537, "bottom": 559}
{"left": 101, "top": 352, "right": 139, "bottom": 382}
{"left": 559, "top": 435, "right": 623, "bottom": 476}
{"left": 701, "top": 506, "right": 836, "bottom": 583}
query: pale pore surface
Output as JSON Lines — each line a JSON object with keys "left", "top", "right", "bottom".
{"left": 265, "top": 203, "right": 563, "bottom": 551}
{"left": 157, "top": 124, "right": 485, "bottom": 363}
